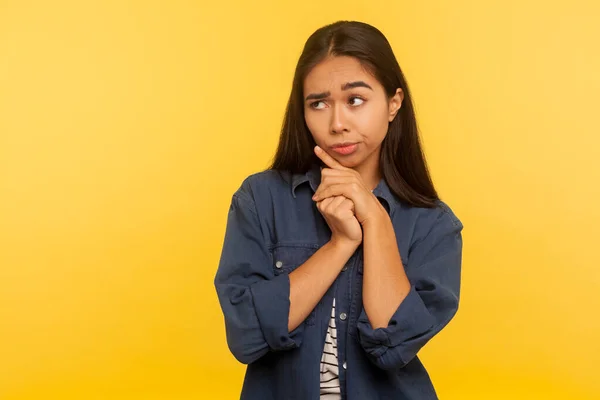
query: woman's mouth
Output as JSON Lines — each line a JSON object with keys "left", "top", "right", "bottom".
{"left": 331, "top": 143, "right": 358, "bottom": 155}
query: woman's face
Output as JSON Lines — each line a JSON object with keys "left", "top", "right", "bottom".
{"left": 303, "top": 56, "right": 403, "bottom": 171}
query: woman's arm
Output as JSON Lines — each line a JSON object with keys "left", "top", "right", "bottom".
{"left": 288, "top": 238, "right": 357, "bottom": 331}
{"left": 361, "top": 210, "right": 411, "bottom": 329}
{"left": 357, "top": 204, "right": 463, "bottom": 370}
{"left": 214, "top": 182, "right": 360, "bottom": 364}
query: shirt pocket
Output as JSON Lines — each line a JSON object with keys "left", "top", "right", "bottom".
{"left": 271, "top": 244, "right": 320, "bottom": 326}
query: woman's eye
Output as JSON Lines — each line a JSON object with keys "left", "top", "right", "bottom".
{"left": 310, "top": 101, "right": 326, "bottom": 110}
{"left": 349, "top": 97, "right": 365, "bottom": 106}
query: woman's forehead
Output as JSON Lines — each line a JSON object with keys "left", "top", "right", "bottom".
{"left": 304, "top": 56, "right": 378, "bottom": 91}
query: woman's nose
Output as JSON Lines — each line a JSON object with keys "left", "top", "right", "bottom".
{"left": 330, "top": 104, "right": 349, "bottom": 134}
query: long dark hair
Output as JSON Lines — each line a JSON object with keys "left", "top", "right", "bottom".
{"left": 269, "top": 21, "right": 439, "bottom": 208}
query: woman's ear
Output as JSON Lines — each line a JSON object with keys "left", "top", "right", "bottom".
{"left": 388, "top": 88, "right": 404, "bottom": 122}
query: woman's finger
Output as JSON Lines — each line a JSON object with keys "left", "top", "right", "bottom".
{"left": 325, "top": 195, "right": 347, "bottom": 212}
{"left": 314, "top": 176, "right": 354, "bottom": 199}
{"left": 314, "top": 183, "right": 361, "bottom": 202}
{"left": 317, "top": 196, "right": 335, "bottom": 212}
{"left": 339, "top": 197, "right": 355, "bottom": 213}
{"left": 314, "top": 146, "right": 348, "bottom": 170}
{"left": 320, "top": 167, "right": 353, "bottom": 177}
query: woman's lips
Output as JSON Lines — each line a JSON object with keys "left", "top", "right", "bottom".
{"left": 331, "top": 143, "right": 358, "bottom": 155}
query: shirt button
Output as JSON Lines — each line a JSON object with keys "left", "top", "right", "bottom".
{"left": 275, "top": 261, "right": 283, "bottom": 269}
{"left": 341, "top": 265, "right": 348, "bottom": 272}
{"left": 343, "top": 361, "right": 347, "bottom": 370}
{"left": 339, "top": 312, "right": 347, "bottom": 321}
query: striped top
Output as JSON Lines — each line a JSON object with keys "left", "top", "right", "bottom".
{"left": 320, "top": 188, "right": 374, "bottom": 397}
{"left": 320, "top": 298, "right": 341, "bottom": 399}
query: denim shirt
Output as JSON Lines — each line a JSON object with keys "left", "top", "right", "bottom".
{"left": 214, "top": 163, "right": 463, "bottom": 400}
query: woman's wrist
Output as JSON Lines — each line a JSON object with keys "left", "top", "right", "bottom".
{"left": 328, "top": 236, "right": 361, "bottom": 255}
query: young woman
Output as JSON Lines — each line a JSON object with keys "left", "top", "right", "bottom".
{"left": 214, "top": 21, "right": 463, "bottom": 400}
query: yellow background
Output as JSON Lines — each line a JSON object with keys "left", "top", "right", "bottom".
{"left": 1, "top": 1, "right": 599, "bottom": 399}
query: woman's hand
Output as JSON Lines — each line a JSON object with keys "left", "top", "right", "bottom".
{"left": 312, "top": 146, "right": 386, "bottom": 226}
{"left": 316, "top": 195, "right": 363, "bottom": 249}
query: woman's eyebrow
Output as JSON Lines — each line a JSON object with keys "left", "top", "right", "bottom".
{"left": 341, "top": 81, "right": 373, "bottom": 91}
{"left": 305, "top": 81, "right": 373, "bottom": 101}
{"left": 305, "top": 91, "right": 330, "bottom": 101}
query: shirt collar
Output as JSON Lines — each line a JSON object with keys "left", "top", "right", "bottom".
{"left": 291, "top": 164, "right": 397, "bottom": 215}
{"left": 291, "top": 163, "right": 321, "bottom": 197}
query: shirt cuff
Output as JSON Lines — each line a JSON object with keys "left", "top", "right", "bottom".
{"left": 357, "top": 285, "right": 436, "bottom": 368}
{"left": 250, "top": 273, "right": 303, "bottom": 351}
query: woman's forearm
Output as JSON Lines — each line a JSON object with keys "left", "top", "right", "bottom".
{"left": 362, "top": 211, "right": 411, "bottom": 329}
{"left": 288, "top": 239, "right": 358, "bottom": 332}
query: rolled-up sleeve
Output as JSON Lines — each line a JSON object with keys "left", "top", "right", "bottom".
{"left": 214, "top": 187, "right": 304, "bottom": 365}
{"left": 357, "top": 205, "right": 463, "bottom": 370}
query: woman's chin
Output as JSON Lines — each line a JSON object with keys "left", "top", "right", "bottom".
{"left": 335, "top": 156, "right": 363, "bottom": 169}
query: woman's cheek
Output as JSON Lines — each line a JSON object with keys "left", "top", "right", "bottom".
{"left": 306, "top": 113, "right": 328, "bottom": 138}
{"left": 354, "top": 110, "right": 376, "bottom": 132}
